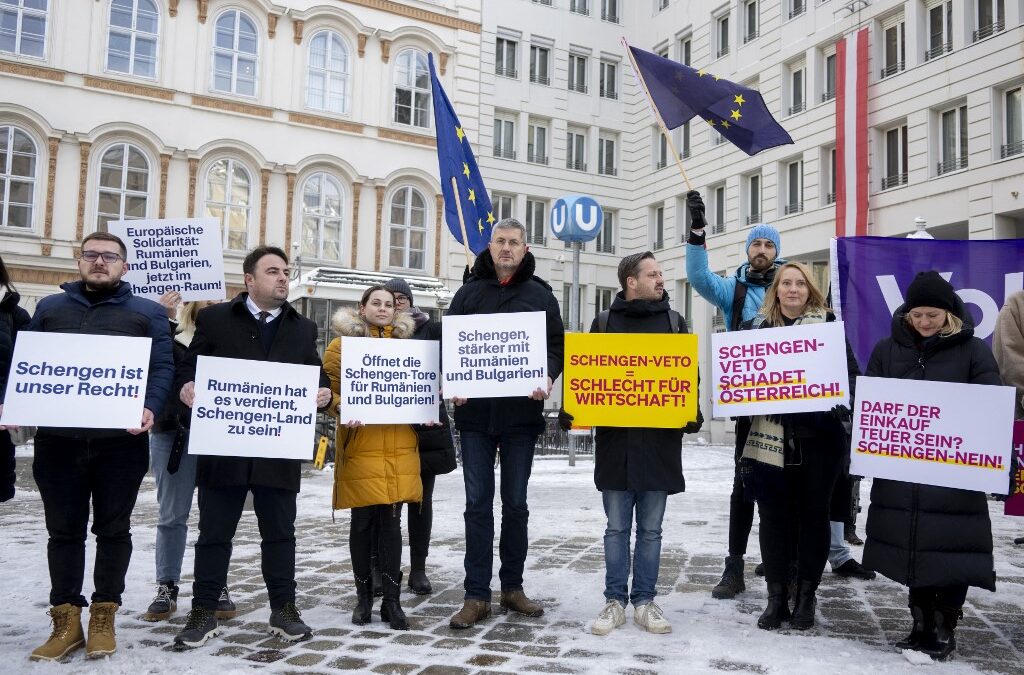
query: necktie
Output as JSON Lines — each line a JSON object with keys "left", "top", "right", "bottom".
{"left": 258, "top": 311, "right": 271, "bottom": 324}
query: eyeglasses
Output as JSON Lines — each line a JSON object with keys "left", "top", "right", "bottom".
{"left": 394, "top": 294, "right": 410, "bottom": 304}
{"left": 80, "top": 251, "right": 124, "bottom": 263}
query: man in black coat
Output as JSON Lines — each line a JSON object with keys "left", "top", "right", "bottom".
{"left": 446, "top": 219, "right": 564, "bottom": 629}
{"left": 173, "top": 246, "right": 332, "bottom": 649}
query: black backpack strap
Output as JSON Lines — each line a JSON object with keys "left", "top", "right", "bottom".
{"left": 597, "top": 310, "right": 610, "bottom": 333}
{"left": 730, "top": 281, "right": 748, "bottom": 332}
{"left": 667, "top": 309, "right": 684, "bottom": 334}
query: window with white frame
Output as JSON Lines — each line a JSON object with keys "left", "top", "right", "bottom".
{"left": 527, "top": 121, "right": 548, "bottom": 164}
{"left": 300, "top": 172, "right": 343, "bottom": 261}
{"left": 96, "top": 142, "right": 148, "bottom": 232}
{"left": 825, "top": 147, "right": 837, "bottom": 203}
{"left": 711, "top": 184, "right": 726, "bottom": 234}
{"left": 529, "top": 45, "right": 550, "bottom": 84}
{"left": 595, "top": 286, "right": 614, "bottom": 314}
{"left": 657, "top": 0, "right": 670, "bottom": 11}
{"left": 388, "top": 186, "right": 427, "bottom": 270}
{"left": 938, "top": 105, "right": 968, "bottom": 175}
{"left": 599, "top": 60, "right": 618, "bottom": 99}
{"left": 654, "top": 128, "right": 668, "bottom": 168}
{"left": 789, "top": 0, "right": 806, "bottom": 20}
{"left": 1003, "top": 87, "right": 1022, "bottom": 159}
{"left": 567, "top": 128, "right": 586, "bottom": 171}
{"left": 0, "top": 125, "right": 36, "bottom": 229}
{"left": 306, "top": 31, "right": 350, "bottom": 114}
{"left": 0, "top": 0, "right": 47, "bottom": 58}
{"left": 107, "top": 0, "right": 158, "bottom": 78}
{"left": 744, "top": 1, "right": 758, "bottom": 43}
{"left": 784, "top": 160, "right": 803, "bottom": 214}
{"left": 205, "top": 158, "right": 251, "bottom": 251}
{"left": 681, "top": 121, "right": 691, "bottom": 158}
{"left": 679, "top": 36, "right": 691, "bottom": 65}
{"left": 562, "top": 284, "right": 582, "bottom": 328}
{"left": 212, "top": 10, "right": 258, "bottom": 96}
{"left": 656, "top": 46, "right": 669, "bottom": 58}
{"left": 925, "top": 1, "right": 953, "bottom": 61}
{"left": 881, "top": 16, "right": 905, "bottom": 78}
{"left": 602, "top": 0, "right": 620, "bottom": 23}
{"left": 525, "top": 198, "right": 546, "bottom": 245}
{"left": 822, "top": 45, "right": 836, "bottom": 101}
{"left": 975, "top": 0, "right": 1005, "bottom": 41}
{"left": 596, "top": 209, "right": 615, "bottom": 253}
{"left": 598, "top": 134, "right": 617, "bottom": 176}
{"left": 650, "top": 205, "right": 664, "bottom": 249}
{"left": 394, "top": 49, "right": 430, "bottom": 128}
{"left": 882, "top": 125, "right": 908, "bottom": 188}
{"left": 493, "top": 116, "right": 516, "bottom": 160}
{"left": 495, "top": 37, "right": 518, "bottom": 78}
{"left": 676, "top": 194, "right": 692, "bottom": 237}
{"left": 745, "top": 174, "right": 761, "bottom": 224}
{"left": 715, "top": 13, "right": 729, "bottom": 58}
{"left": 570, "top": 0, "right": 589, "bottom": 15}
{"left": 788, "top": 62, "right": 806, "bottom": 115}
{"left": 492, "top": 193, "right": 513, "bottom": 221}
{"left": 568, "top": 53, "right": 588, "bottom": 93}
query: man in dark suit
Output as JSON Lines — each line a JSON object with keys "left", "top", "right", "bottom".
{"left": 172, "top": 246, "right": 331, "bottom": 649}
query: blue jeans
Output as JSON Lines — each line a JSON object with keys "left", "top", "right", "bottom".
{"left": 460, "top": 431, "right": 537, "bottom": 601}
{"left": 828, "top": 520, "right": 853, "bottom": 569}
{"left": 602, "top": 490, "right": 668, "bottom": 607}
{"left": 150, "top": 429, "right": 198, "bottom": 584}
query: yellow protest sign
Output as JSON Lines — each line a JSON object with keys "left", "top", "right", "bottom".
{"left": 563, "top": 333, "right": 699, "bottom": 428}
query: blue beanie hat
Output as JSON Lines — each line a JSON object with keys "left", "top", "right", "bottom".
{"left": 746, "top": 224, "right": 781, "bottom": 258}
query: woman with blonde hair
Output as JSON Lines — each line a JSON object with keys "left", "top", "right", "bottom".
{"left": 323, "top": 285, "right": 422, "bottom": 630}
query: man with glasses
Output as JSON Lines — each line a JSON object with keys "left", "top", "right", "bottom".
{"left": 445, "top": 219, "right": 564, "bottom": 629}
{"left": 19, "top": 231, "right": 174, "bottom": 661}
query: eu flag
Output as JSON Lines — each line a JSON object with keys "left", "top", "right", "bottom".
{"left": 429, "top": 53, "right": 494, "bottom": 255}
{"left": 629, "top": 46, "right": 793, "bottom": 156}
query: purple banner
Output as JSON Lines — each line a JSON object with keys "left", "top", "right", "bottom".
{"left": 831, "top": 237, "right": 1024, "bottom": 369}
{"left": 1006, "top": 422, "right": 1024, "bottom": 517}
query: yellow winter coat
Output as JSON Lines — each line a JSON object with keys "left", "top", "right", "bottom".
{"left": 324, "top": 307, "right": 422, "bottom": 510}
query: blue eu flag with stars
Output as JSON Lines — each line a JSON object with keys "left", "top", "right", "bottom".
{"left": 429, "top": 53, "right": 494, "bottom": 255}
{"left": 629, "top": 46, "right": 793, "bottom": 156}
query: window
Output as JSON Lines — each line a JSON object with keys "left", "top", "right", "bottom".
{"left": 533, "top": 0, "right": 552, "bottom": 5}
{"left": 0, "top": 125, "right": 36, "bottom": 229}
{"left": 205, "top": 158, "right": 251, "bottom": 251}
{"left": 0, "top": 0, "right": 47, "bottom": 58}
{"left": 712, "top": 185, "right": 726, "bottom": 234}
{"left": 716, "top": 14, "right": 729, "bottom": 58}
{"left": 1003, "top": 87, "right": 1022, "bottom": 159}
{"left": 975, "top": 0, "right": 1005, "bottom": 41}
{"left": 596, "top": 209, "right": 615, "bottom": 253}
{"left": 568, "top": 54, "right": 588, "bottom": 93}
{"left": 212, "top": 10, "right": 258, "bottom": 96}
{"left": 657, "top": 0, "right": 670, "bottom": 10}
{"left": 107, "top": 0, "right": 158, "bottom": 78}
{"left": 650, "top": 206, "right": 664, "bottom": 250}
{"left": 96, "top": 143, "right": 148, "bottom": 232}
{"left": 925, "top": 1, "right": 953, "bottom": 61}
{"left": 388, "top": 186, "right": 427, "bottom": 270}
{"left": 679, "top": 36, "right": 691, "bottom": 65}
{"left": 495, "top": 37, "right": 518, "bottom": 78}
{"left": 394, "top": 49, "right": 430, "bottom": 128}
{"left": 596, "top": 287, "right": 614, "bottom": 315}
{"left": 785, "top": 160, "right": 803, "bottom": 214}
{"left": 602, "top": 0, "right": 620, "bottom": 23}
{"left": 567, "top": 129, "right": 586, "bottom": 171}
{"left": 300, "top": 172, "right": 343, "bottom": 261}
{"left": 562, "top": 284, "right": 582, "bottom": 328}
{"left": 789, "top": 65, "right": 805, "bottom": 115}
{"left": 598, "top": 135, "right": 616, "bottom": 176}
{"left": 881, "top": 18, "right": 905, "bottom": 78}
{"left": 529, "top": 45, "right": 550, "bottom": 84}
{"left": 680, "top": 121, "right": 691, "bottom": 158}
{"left": 306, "top": 31, "right": 350, "bottom": 114}
{"left": 570, "top": 0, "right": 589, "bottom": 15}
{"left": 654, "top": 129, "right": 668, "bottom": 168}
{"left": 525, "top": 198, "right": 546, "bottom": 245}
{"left": 938, "top": 105, "right": 968, "bottom": 175}
{"left": 882, "top": 125, "right": 908, "bottom": 189}
{"left": 822, "top": 48, "right": 837, "bottom": 102}
{"left": 825, "top": 147, "right": 837, "bottom": 203}
{"left": 599, "top": 60, "right": 618, "bottom": 99}
{"left": 492, "top": 193, "right": 513, "bottom": 221}
{"left": 789, "top": 0, "right": 806, "bottom": 20}
{"left": 746, "top": 174, "right": 761, "bottom": 224}
{"left": 527, "top": 122, "right": 548, "bottom": 164}
{"left": 656, "top": 46, "right": 669, "bottom": 59}
{"left": 678, "top": 280, "right": 692, "bottom": 328}
{"left": 744, "top": 1, "right": 758, "bottom": 43}
{"left": 493, "top": 116, "right": 516, "bottom": 160}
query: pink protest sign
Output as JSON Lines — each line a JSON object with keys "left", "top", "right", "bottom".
{"left": 1005, "top": 422, "right": 1024, "bottom": 517}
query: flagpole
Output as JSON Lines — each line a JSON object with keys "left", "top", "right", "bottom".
{"left": 622, "top": 38, "right": 693, "bottom": 192}
{"left": 450, "top": 176, "right": 474, "bottom": 269}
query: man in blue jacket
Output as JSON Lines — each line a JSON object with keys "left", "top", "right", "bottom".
{"left": 21, "top": 231, "right": 174, "bottom": 662}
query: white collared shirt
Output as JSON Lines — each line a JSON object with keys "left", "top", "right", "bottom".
{"left": 245, "top": 296, "right": 283, "bottom": 322}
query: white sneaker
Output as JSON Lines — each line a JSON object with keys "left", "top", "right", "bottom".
{"left": 633, "top": 601, "right": 672, "bottom": 634}
{"left": 591, "top": 600, "right": 626, "bottom": 636}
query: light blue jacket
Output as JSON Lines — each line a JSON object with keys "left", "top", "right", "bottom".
{"left": 686, "top": 243, "right": 780, "bottom": 331}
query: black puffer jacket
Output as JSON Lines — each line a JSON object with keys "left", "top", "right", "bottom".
{"left": 0, "top": 288, "right": 31, "bottom": 405}
{"left": 445, "top": 250, "right": 564, "bottom": 435}
{"left": 862, "top": 298, "right": 1001, "bottom": 591}
{"left": 592, "top": 292, "right": 693, "bottom": 494}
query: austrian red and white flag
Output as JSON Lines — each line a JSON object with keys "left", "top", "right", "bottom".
{"left": 836, "top": 28, "right": 869, "bottom": 237}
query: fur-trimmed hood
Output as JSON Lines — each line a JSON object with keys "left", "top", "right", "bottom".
{"left": 331, "top": 306, "right": 416, "bottom": 339}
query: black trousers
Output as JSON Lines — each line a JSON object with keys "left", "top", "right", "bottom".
{"left": 32, "top": 432, "right": 149, "bottom": 607}
{"left": 909, "top": 585, "right": 969, "bottom": 609}
{"left": 756, "top": 438, "right": 843, "bottom": 584}
{"left": 729, "top": 418, "right": 756, "bottom": 556}
{"left": 351, "top": 504, "right": 402, "bottom": 582}
{"left": 192, "top": 484, "right": 297, "bottom": 610}
{"left": 371, "top": 471, "right": 435, "bottom": 569}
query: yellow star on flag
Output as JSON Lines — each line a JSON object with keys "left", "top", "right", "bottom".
{"left": 734, "top": 94, "right": 745, "bottom": 105}
{"left": 721, "top": 120, "right": 730, "bottom": 129}
{"left": 707, "top": 118, "right": 716, "bottom": 126}
{"left": 477, "top": 218, "right": 484, "bottom": 234}
{"left": 468, "top": 188, "right": 476, "bottom": 203}
{"left": 462, "top": 162, "right": 470, "bottom": 178}
{"left": 713, "top": 75, "right": 721, "bottom": 81}
{"left": 486, "top": 211, "right": 496, "bottom": 225}
{"left": 455, "top": 126, "right": 465, "bottom": 142}
{"left": 697, "top": 69, "right": 707, "bottom": 77}
{"left": 731, "top": 109, "right": 742, "bottom": 121}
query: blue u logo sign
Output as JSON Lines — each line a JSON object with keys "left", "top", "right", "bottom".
{"left": 550, "top": 195, "right": 603, "bottom": 243}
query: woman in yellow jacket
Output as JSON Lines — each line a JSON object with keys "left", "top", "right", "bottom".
{"left": 323, "top": 285, "right": 422, "bottom": 630}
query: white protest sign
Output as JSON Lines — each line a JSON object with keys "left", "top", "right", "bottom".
{"left": 711, "top": 321, "right": 850, "bottom": 417}
{"left": 850, "top": 376, "right": 1015, "bottom": 494}
{"left": 338, "top": 338, "right": 440, "bottom": 424}
{"left": 108, "top": 217, "right": 226, "bottom": 301}
{"left": 0, "top": 333, "right": 150, "bottom": 428}
{"left": 187, "top": 356, "right": 321, "bottom": 459}
{"left": 441, "top": 311, "right": 548, "bottom": 399}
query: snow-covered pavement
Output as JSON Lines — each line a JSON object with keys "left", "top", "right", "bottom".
{"left": 1, "top": 442, "right": 1022, "bottom": 674}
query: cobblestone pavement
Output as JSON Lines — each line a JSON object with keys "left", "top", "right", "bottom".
{"left": 2, "top": 447, "right": 1023, "bottom": 674}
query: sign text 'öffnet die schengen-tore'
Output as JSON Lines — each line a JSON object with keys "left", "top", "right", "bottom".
{"left": 440, "top": 312, "right": 548, "bottom": 399}
{"left": 338, "top": 338, "right": 440, "bottom": 424}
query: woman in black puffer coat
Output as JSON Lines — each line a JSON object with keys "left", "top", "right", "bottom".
{"left": 0, "top": 255, "right": 31, "bottom": 502}
{"left": 862, "top": 271, "right": 1001, "bottom": 662}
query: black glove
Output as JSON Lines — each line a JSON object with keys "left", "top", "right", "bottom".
{"left": 557, "top": 408, "right": 574, "bottom": 432}
{"left": 686, "top": 190, "right": 707, "bottom": 231}
{"left": 682, "top": 406, "right": 704, "bottom": 435}
{"left": 829, "top": 404, "right": 852, "bottom": 435}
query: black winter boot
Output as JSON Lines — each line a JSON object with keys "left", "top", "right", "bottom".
{"left": 790, "top": 579, "right": 818, "bottom": 630}
{"left": 379, "top": 573, "right": 409, "bottom": 630}
{"left": 711, "top": 555, "right": 745, "bottom": 599}
{"left": 895, "top": 590, "right": 933, "bottom": 651}
{"left": 352, "top": 575, "right": 373, "bottom": 625}
{"left": 371, "top": 568, "right": 384, "bottom": 598}
{"left": 757, "top": 582, "right": 791, "bottom": 630}
{"left": 921, "top": 605, "right": 960, "bottom": 661}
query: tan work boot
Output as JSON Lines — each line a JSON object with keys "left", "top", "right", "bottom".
{"left": 86, "top": 602, "right": 118, "bottom": 659}
{"left": 448, "top": 599, "right": 491, "bottom": 629}
{"left": 29, "top": 604, "right": 85, "bottom": 662}
{"left": 499, "top": 589, "right": 544, "bottom": 617}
